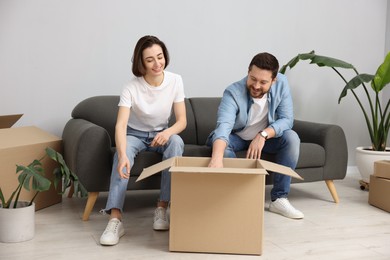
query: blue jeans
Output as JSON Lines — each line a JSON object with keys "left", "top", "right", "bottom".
{"left": 223, "top": 130, "right": 300, "bottom": 201}
{"left": 104, "top": 127, "right": 184, "bottom": 213}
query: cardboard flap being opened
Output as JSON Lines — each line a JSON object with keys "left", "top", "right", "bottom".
{"left": 0, "top": 114, "right": 23, "bottom": 129}
{"left": 136, "top": 156, "right": 303, "bottom": 182}
{"left": 259, "top": 159, "right": 303, "bottom": 180}
{"left": 136, "top": 157, "right": 176, "bottom": 182}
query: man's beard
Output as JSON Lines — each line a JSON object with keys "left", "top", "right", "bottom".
{"left": 248, "top": 86, "right": 266, "bottom": 98}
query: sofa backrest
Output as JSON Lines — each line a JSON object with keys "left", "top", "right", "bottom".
{"left": 71, "top": 96, "right": 222, "bottom": 147}
{"left": 189, "top": 97, "right": 221, "bottom": 145}
{"left": 72, "top": 96, "right": 119, "bottom": 144}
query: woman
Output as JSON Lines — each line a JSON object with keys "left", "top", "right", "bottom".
{"left": 100, "top": 35, "right": 187, "bottom": 246}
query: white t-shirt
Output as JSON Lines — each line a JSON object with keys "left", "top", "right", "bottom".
{"left": 118, "top": 71, "right": 185, "bottom": 131}
{"left": 236, "top": 94, "right": 268, "bottom": 140}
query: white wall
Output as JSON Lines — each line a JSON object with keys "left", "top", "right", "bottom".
{"left": 0, "top": 0, "right": 388, "bottom": 165}
{"left": 384, "top": 1, "right": 390, "bottom": 125}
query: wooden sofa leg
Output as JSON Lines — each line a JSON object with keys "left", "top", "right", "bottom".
{"left": 325, "top": 180, "right": 340, "bottom": 203}
{"left": 82, "top": 192, "right": 99, "bottom": 221}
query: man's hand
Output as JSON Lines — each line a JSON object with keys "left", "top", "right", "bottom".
{"left": 246, "top": 134, "right": 265, "bottom": 159}
{"left": 208, "top": 139, "right": 227, "bottom": 168}
{"left": 208, "top": 158, "right": 224, "bottom": 168}
{"left": 117, "top": 156, "right": 131, "bottom": 179}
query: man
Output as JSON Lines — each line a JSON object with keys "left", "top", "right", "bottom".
{"left": 206, "top": 52, "right": 303, "bottom": 219}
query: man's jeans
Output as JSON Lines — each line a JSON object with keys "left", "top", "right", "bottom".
{"left": 104, "top": 127, "right": 184, "bottom": 213}
{"left": 224, "top": 130, "right": 300, "bottom": 201}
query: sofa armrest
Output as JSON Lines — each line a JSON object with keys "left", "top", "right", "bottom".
{"left": 62, "top": 118, "right": 113, "bottom": 191}
{"left": 293, "top": 119, "right": 348, "bottom": 180}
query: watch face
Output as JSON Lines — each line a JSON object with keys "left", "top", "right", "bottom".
{"left": 261, "top": 131, "right": 267, "bottom": 138}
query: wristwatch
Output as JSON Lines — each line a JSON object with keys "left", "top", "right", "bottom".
{"left": 260, "top": 130, "right": 268, "bottom": 140}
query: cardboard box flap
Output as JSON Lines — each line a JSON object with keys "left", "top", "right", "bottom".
{"left": 136, "top": 157, "right": 176, "bottom": 182}
{"left": 259, "top": 159, "right": 303, "bottom": 180}
{"left": 0, "top": 114, "right": 23, "bottom": 129}
{"left": 137, "top": 156, "right": 303, "bottom": 182}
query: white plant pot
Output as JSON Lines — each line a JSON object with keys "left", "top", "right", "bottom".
{"left": 0, "top": 202, "right": 35, "bottom": 243}
{"left": 355, "top": 146, "right": 390, "bottom": 183}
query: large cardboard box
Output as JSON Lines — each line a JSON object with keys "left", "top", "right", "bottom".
{"left": 137, "top": 157, "right": 303, "bottom": 255}
{"left": 0, "top": 126, "right": 62, "bottom": 210}
{"left": 369, "top": 160, "right": 390, "bottom": 213}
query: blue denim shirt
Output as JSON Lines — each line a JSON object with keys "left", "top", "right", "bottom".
{"left": 207, "top": 73, "right": 294, "bottom": 145}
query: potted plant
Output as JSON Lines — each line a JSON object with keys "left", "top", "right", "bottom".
{"left": 280, "top": 51, "right": 390, "bottom": 185}
{"left": 0, "top": 147, "right": 87, "bottom": 242}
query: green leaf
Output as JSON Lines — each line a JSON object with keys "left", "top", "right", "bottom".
{"left": 44, "top": 147, "right": 88, "bottom": 198}
{"left": 372, "top": 51, "right": 390, "bottom": 92}
{"left": 280, "top": 51, "right": 315, "bottom": 74}
{"left": 297, "top": 52, "right": 316, "bottom": 60}
{"left": 0, "top": 188, "right": 5, "bottom": 207}
{"left": 310, "top": 55, "right": 355, "bottom": 69}
{"left": 45, "top": 147, "right": 58, "bottom": 160}
{"left": 16, "top": 160, "right": 51, "bottom": 193}
{"left": 338, "top": 74, "right": 374, "bottom": 102}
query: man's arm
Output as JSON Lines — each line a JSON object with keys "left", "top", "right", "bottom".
{"left": 208, "top": 139, "right": 227, "bottom": 168}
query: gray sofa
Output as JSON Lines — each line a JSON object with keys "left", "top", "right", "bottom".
{"left": 62, "top": 96, "right": 348, "bottom": 220}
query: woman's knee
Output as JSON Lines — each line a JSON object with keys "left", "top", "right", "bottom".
{"left": 166, "top": 135, "right": 184, "bottom": 155}
{"left": 168, "top": 135, "right": 184, "bottom": 148}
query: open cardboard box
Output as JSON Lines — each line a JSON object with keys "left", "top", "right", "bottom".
{"left": 136, "top": 156, "right": 303, "bottom": 255}
{"left": 0, "top": 114, "right": 23, "bottom": 129}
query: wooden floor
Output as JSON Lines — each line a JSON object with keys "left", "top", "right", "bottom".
{"left": 1, "top": 170, "right": 389, "bottom": 260}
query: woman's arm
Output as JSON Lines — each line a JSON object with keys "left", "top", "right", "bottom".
{"left": 115, "top": 106, "right": 131, "bottom": 178}
{"left": 150, "top": 101, "right": 187, "bottom": 147}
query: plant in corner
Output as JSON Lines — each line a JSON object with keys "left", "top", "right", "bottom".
{"left": 0, "top": 147, "right": 88, "bottom": 242}
{"left": 0, "top": 147, "right": 88, "bottom": 209}
{"left": 280, "top": 50, "right": 390, "bottom": 152}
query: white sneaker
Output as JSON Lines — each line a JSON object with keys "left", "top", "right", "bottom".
{"left": 100, "top": 218, "right": 125, "bottom": 245}
{"left": 153, "top": 207, "right": 169, "bottom": 230}
{"left": 269, "top": 198, "right": 304, "bottom": 219}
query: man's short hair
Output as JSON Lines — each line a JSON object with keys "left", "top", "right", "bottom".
{"left": 248, "top": 52, "right": 279, "bottom": 79}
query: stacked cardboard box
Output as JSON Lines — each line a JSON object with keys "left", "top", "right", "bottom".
{"left": 137, "top": 156, "right": 303, "bottom": 255}
{"left": 368, "top": 160, "right": 390, "bottom": 212}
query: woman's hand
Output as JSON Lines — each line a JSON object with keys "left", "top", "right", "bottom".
{"left": 150, "top": 130, "right": 171, "bottom": 147}
{"left": 117, "top": 155, "right": 131, "bottom": 179}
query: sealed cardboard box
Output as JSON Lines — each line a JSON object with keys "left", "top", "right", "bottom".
{"left": 0, "top": 126, "right": 62, "bottom": 210}
{"left": 368, "top": 175, "right": 390, "bottom": 213}
{"left": 374, "top": 160, "right": 390, "bottom": 179}
{"left": 137, "top": 157, "right": 303, "bottom": 255}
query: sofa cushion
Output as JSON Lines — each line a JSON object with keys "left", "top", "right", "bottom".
{"left": 183, "top": 144, "right": 212, "bottom": 157}
{"left": 296, "top": 143, "right": 325, "bottom": 168}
